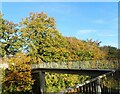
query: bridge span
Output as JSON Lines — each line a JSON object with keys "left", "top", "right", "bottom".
{"left": 31, "top": 61, "right": 120, "bottom": 94}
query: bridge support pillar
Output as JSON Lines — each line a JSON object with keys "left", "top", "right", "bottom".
{"left": 96, "top": 78, "right": 101, "bottom": 94}
{"left": 39, "top": 71, "right": 45, "bottom": 94}
{"left": 32, "top": 71, "right": 45, "bottom": 94}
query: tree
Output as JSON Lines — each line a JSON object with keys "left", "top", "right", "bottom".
{"left": 65, "top": 37, "right": 105, "bottom": 61}
{"left": 0, "top": 13, "right": 34, "bottom": 93}
{"left": 0, "top": 13, "right": 22, "bottom": 57}
{"left": 100, "top": 46, "right": 119, "bottom": 60}
{"left": 2, "top": 53, "right": 34, "bottom": 94}
{"left": 84, "top": 39, "right": 106, "bottom": 60}
{"left": 20, "top": 12, "right": 70, "bottom": 63}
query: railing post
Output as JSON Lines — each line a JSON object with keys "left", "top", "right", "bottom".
{"left": 86, "top": 84, "right": 89, "bottom": 93}
{"left": 91, "top": 82, "right": 94, "bottom": 93}
{"left": 80, "top": 86, "right": 83, "bottom": 93}
{"left": 96, "top": 78, "right": 101, "bottom": 94}
{"left": 83, "top": 85, "right": 86, "bottom": 93}
{"left": 88, "top": 83, "right": 91, "bottom": 93}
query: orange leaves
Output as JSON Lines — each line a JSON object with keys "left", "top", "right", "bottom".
{"left": 3, "top": 53, "right": 34, "bottom": 93}
{"left": 65, "top": 37, "right": 106, "bottom": 61}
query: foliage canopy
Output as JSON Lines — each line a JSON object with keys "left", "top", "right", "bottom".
{"left": 1, "top": 12, "right": 118, "bottom": 93}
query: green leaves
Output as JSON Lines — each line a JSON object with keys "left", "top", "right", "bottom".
{"left": 0, "top": 13, "right": 22, "bottom": 57}
{"left": 45, "top": 73, "right": 90, "bottom": 92}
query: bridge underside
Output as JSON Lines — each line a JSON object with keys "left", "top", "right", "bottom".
{"left": 32, "top": 68, "right": 115, "bottom": 77}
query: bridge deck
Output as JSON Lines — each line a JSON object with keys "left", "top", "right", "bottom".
{"left": 32, "top": 60, "right": 119, "bottom": 70}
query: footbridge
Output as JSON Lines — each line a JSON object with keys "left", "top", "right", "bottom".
{"left": 31, "top": 60, "right": 120, "bottom": 94}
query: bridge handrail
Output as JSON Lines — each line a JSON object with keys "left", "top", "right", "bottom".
{"left": 61, "top": 70, "right": 115, "bottom": 93}
{"left": 32, "top": 60, "right": 119, "bottom": 69}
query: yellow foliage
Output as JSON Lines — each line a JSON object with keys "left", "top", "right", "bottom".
{"left": 2, "top": 53, "right": 34, "bottom": 93}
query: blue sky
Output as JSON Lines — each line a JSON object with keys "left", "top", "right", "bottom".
{"left": 1, "top": 0, "right": 120, "bottom": 2}
{"left": 1, "top": 2, "right": 118, "bottom": 48}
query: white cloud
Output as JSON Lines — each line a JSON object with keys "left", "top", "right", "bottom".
{"left": 105, "top": 34, "right": 115, "bottom": 37}
{"left": 77, "top": 29, "right": 96, "bottom": 34}
{"left": 93, "top": 20, "right": 105, "bottom": 24}
{"left": 98, "top": 34, "right": 117, "bottom": 37}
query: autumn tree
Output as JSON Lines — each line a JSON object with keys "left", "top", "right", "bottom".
{"left": 65, "top": 37, "right": 105, "bottom": 61}
{"left": 84, "top": 39, "right": 106, "bottom": 60}
{"left": 0, "top": 13, "right": 22, "bottom": 57}
{"left": 0, "top": 13, "right": 34, "bottom": 94}
{"left": 20, "top": 12, "right": 70, "bottom": 63}
{"left": 2, "top": 53, "right": 34, "bottom": 94}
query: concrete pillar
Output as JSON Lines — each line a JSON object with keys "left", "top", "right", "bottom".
{"left": 32, "top": 71, "right": 45, "bottom": 94}
{"left": 39, "top": 71, "right": 45, "bottom": 94}
{"left": 96, "top": 78, "right": 102, "bottom": 94}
